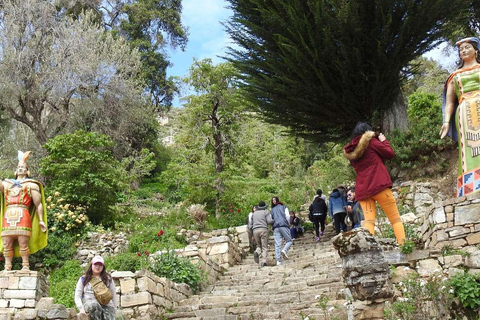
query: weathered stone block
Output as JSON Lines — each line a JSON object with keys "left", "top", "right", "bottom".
{"left": 455, "top": 203, "right": 480, "bottom": 225}
{"left": 45, "top": 304, "right": 69, "bottom": 319}
{"left": 7, "top": 277, "right": 19, "bottom": 290}
{"left": 3, "top": 290, "right": 36, "bottom": 299}
{"left": 18, "top": 277, "right": 37, "bottom": 290}
{"left": 207, "top": 242, "right": 229, "bottom": 255}
{"left": 446, "top": 226, "right": 470, "bottom": 237}
{"left": 24, "top": 299, "right": 35, "bottom": 308}
{"left": 467, "top": 232, "right": 480, "bottom": 245}
{"left": 465, "top": 250, "right": 480, "bottom": 268}
{"left": 121, "top": 292, "right": 152, "bottom": 307}
{"left": 9, "top": 299, "right": 24, "bottom": 308}
{"left": 120, "top": 278, "right": 136, "bottom": 294}
{"left": 417, "top": 259, "right": 442, "bottom": 277}
{"left": 36, "top": 297, "right": 54, "bottom": 310}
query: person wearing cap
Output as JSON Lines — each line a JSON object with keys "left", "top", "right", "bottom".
{"left": 0, "top": 151, "right": 47, "bottom": 271}
{"left": 248, "top": 201, "right": 273, "bottom": 267}
{"left": 75, "top": 256, "right": 117, "bottom": 320}
{"left": 440, "top": 36, "right": 480, "bottom": 197}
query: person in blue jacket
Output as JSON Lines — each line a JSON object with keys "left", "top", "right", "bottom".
{"left": 329, "top": 188, "right": 348, "bottom": 234}
{"left": 270, "top": 196, "right": 293, "bottom": 266}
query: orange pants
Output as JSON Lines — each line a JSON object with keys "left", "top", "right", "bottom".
{"left": 359, "top": 188, "right": 406, "bottom": 244}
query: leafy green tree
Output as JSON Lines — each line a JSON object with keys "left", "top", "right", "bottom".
{"left": 59, "top": 0, "right": 188, "bottom": 110}
{"left": 402, "top": 57, "right": 450, "bottom": 98}
{"left": 0, "top": 0, "right": 143, "bottom": 146}
{"left": 41, "top": 131, "right": 127, "bottom": 224}
{"left": 225, "top": 0, "right": 471, "bottom": 140}
{"left": 181, "top": 59, "right": 246, "bottom": 217}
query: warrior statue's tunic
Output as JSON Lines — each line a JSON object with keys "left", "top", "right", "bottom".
{"left": 0, "top": 179, "right": 47, "bottom": 257}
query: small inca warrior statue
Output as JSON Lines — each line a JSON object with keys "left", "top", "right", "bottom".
{"left": 0, "top": 151, "right": 47, "bottom": 271}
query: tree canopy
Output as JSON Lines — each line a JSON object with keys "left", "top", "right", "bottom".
{"left": 225, "top": 0, "right": 472, "bottom": 141}
{"left": 59, "top": 0, "right": 189, "bottom": 110}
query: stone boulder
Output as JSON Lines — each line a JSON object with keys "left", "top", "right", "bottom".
{"left": 332, "top": 228, "right": 394, "bottom": 301}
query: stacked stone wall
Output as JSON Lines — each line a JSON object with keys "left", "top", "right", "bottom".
{"left": 420, "top": 192, "right": 480, "bottom": 249}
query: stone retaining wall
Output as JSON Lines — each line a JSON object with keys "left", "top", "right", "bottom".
{"left": 420, "top": 192, "right": 480, "bottom": 249}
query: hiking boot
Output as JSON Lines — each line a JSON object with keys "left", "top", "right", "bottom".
{"left": 281, "top": 250, "right": 289, "bottom": 260}
{"left": 254, "top": 251, "right": 259, "bottom": 264}
{"left": 320, "top": 231, "right": 324, "bottom": 236}
{"left": 276, "top": 261, "right": 281, "bottom": 266}
{"left": 261, "top": 262, "right": 267, "bottom": 267}
{"left": 316, "top": 237, "right": 320, "bottom": 242}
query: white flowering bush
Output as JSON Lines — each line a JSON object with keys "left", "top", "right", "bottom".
{"left": 46, "top": 191, "right": 93, "bottom": 238}
{"left": 384, "top": 273, "right": 457, "bottom": 320}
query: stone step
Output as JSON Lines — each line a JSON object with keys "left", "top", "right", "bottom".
{"left": 166, "top": 229, "right": 348, "bottom": 320}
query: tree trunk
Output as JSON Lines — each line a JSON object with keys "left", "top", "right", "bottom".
{"left": 381, "top": 91, "right": 409, "bottom": 133}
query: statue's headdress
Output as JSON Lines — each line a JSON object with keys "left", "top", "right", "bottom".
{"left": 17, "top": 151, "right": 31, "bottom": 167}
{"left": 456, "top": 37, "right": 480, "bottom": 49}
{"left": 15, "top": 151, "right": 31, "bottom": 178}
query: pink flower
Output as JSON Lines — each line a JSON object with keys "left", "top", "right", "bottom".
{"left": 237, "top": 209, "right": 241, "bottom": 213}
{"left": 157, "top": 230, "right": 164, "bottom": 237}
{"left": 136, "top": 252, "right": 142, "bottom": 257}
{"left": 144, "top": 251, "right": 150, "bottom": 256}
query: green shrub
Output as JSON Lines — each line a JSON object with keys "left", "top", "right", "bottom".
{"left": 388, "top": 91, "right": 455, "bottom": 178}
{"left": 149, "top": 251, "right": 204, "bottom": 291}
{"left": 450, "top": 273, "right": 480, "bottom": 310}
{"left": 105, "top": 252, "right": 148, "bottom": 272}
{"left": 31, "top": 233, "right": 77, "bottom": 270}
{"left": 41, "top": 130, "right": 128, "bottom": 224}
{"left": 49, "top": 260, "right": 83, "bottom": 308}
{"left": 400, "top": 239, "right": 415, "bottom": 254}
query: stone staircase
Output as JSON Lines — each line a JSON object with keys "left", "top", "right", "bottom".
{"left": 163, "top": 225, "right": 349, "bottom": 320}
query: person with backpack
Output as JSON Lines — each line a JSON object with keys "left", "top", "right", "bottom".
{"left": 309, "top": 189, "right": 328, "bottom": 241}
{"left": 271, "top": 196, "right": 293, "bottom": 266}
{"left": 75, "top": 256, "right": 117, "bottom": 320}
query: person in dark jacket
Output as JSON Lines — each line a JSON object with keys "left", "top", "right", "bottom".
{"left": 343, "top": 122, "right": 405, "bottom": 244}
{"left": 329, "top": 188, "right": 348, "bottom": 234}
{"left": 271, "top": 197, "right": 292, "bottom": 266}
{"left": 309, "top": 191, "right": 328, "bottom": 241}
{"left": 346, "top": 187, "right": 364, "bottom": 229}
{"left": 289, "top": 211, "right": 303, "bottom": 239}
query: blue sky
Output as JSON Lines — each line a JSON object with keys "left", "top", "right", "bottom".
{"left": 167, "top": 0, "right": 232, "bottom": 107}
{"left": 166, "top": 0, "right": 458, "bottom": 107}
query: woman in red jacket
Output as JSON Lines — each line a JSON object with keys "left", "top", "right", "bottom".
{"left": 343, "top": 122, "right": 405, "bottom": 244}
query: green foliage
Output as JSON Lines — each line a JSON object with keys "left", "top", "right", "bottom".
{"left": 225, "top": 0, "right": 470, "bottom": 141}
{"left": 31, "top": 233, "right": 77, "bottom": 270}
{"left": 41, "top": 130, "right": 128, "bottom": 224}
{"left": 105, "top": 252, "right": 148, "bottom": 273}
{"left": 400, "top": 240, "right": 415, "bottom": 254}
{"left": 149, "top": 251, "right": 204, "bottom": 291}
{"left": 48, "top": 260, "right": 83, "bottom": 308}
{"left": 441, "top": 244, "right": 471, "bottom": 257}
{"left": 450, "top": 273, "right": 480, "bottom": 310}
{"left": 389, "top": 91, "right": 455, "bottom": 178}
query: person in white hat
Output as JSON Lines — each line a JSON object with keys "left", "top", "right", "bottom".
{"left": 74, "top": 256, "right": 117, "bottom": 319}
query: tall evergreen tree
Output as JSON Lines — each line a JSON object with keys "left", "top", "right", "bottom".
{"left": 225, "top": 0, "right": 472, "bottom": 140}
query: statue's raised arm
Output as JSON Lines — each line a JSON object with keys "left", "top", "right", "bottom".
{"left": 0, "top": 151, "right": 48, "bottom": 271}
